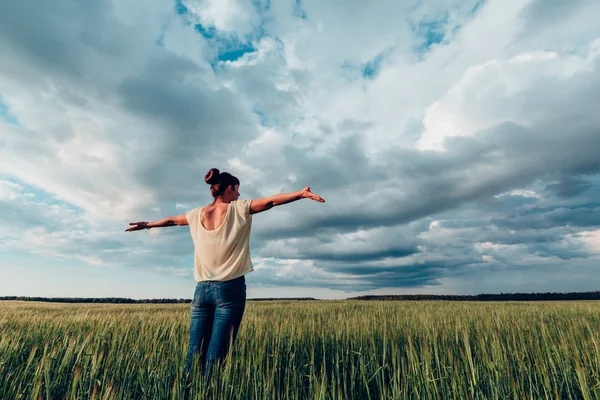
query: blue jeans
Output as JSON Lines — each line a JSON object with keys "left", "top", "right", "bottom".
{"left": 184, "top": 276, "right": 246, "bottom": 376}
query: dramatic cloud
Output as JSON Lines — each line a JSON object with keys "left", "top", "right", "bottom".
{"left": 1, "top": 0, "right": 599, "bottom": 297}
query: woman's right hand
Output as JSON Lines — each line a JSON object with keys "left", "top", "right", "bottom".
{"left": 300, "top": 187, "right": 325, "bottom": 203}
{"left": 125, "top": 221, "right": 148, "bottom": 232}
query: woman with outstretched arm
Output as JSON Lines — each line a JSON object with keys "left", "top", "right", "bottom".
{"left": 125, "top": 168, "right": 325, "bottom": 381}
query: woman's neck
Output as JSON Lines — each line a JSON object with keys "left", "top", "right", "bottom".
{"left": 212, "top": 198, "right": 231, "bottom": 206}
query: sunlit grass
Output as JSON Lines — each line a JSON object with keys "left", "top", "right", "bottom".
{"left": 1, "top": 300, "right": 599, "bottom": 399}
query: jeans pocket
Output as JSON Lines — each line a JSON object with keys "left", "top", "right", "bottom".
{"left": 191, "top": 284, "right": 203, "bottom": 308}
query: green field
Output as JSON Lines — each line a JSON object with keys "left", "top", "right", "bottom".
{"left": 1, "top": 300, "right": 599, "bottom": 399}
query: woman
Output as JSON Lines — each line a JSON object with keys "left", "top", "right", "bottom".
{"left": 126, "top": 168, "right": 325, "bottom": 378}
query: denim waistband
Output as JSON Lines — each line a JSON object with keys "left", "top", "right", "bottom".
{"left": 198, "top": 275, "right": 245, "bottom": 285}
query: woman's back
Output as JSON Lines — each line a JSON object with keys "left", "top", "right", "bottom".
{"left": 186, "top": 200, "right": 254, "bottom": 282}
{"left": 200, "top": 204, "right": 229, "bottom": 231}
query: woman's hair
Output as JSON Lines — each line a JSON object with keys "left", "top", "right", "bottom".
{"left": 205, "top": 168, "right": 240, "bottom": 198}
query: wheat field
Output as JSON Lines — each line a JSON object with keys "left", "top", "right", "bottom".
{"left": 1, "top": 300, "right": 599, "bottom": 399}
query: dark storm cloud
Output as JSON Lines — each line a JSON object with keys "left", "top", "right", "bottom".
{"left": 422, "top": 200, "right": 597, "bottom": 262}
{"left": 247, "top": 255, "right": 480, "bottom": 292}
{"left": 261, "top": 128, "right": 381, "bottom": 195}
{"left": 527, "top": 242, "right": 586, "bottom": 261}
{"left": 345, "top": 259, "right": 480, "bottom": 291}
{"left": 518, "top": 0, "right": 586, "bottom": 36}
{"left": 118, "top": 52, "right": 260, "bottom": 203}
{"left": 302, "top": 246, "right": 418, "bottom": 262}
{"left": 545, "top": 176, "right": 593, "bottom": 198}
{"left": 319, "top": 256, "right": 477, "bottom": 277}
{"left": 118, "top": 55, "right": 233, "bottom": 134}
{"left": 0, "top": 1, "right": 101, "bottom": 75}
{"left": 0, "top": 0, "right": 135, "bottom": 89}
{"left": 246, "top": 80, "right": 600, "bottom": 282}
{"left": 481, "top": 229, "right": 567, "bottom": 246}
{"left": 256, "top": 95, "right": 600, "bottom": 241}
{"left": 263, "top": 241, "right": 420, "bottom": 263}
{"left": 491, "top": 206, "right": 600, "bottom": 231}
{"left": 258, "top": 48, "right": 600, "bottom": 245}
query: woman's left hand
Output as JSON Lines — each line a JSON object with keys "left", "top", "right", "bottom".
{"left": 299, "top": 187, "right": 325, "bottom": 203}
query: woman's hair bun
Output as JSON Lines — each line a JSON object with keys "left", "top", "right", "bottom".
{"left": 205, "top": 168, "right": 220, "bottom": 185}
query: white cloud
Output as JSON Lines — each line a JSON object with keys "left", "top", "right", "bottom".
{"left": 568, "top": 229, "right": 600, "bottom": 255}
{"left": 482, "top": 255, "right": 494, "bottom": 263}
{"left": 417, "top": 48, "right": 598, "bottom": 151}
{"left": 184, "top": 0, "right": 261, "bottom": 36}
{"left": 495, "top": 190, "right": 541, "bottom": 199}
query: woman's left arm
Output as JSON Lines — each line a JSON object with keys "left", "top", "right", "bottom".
{"left": 125, "top": 214, "right": 189, "bottom": 232}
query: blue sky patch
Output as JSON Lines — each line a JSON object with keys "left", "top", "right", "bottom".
{"left": 294, "top": 0, "right": 308, "bottom": 19}
{"left": 211, "top": 32, "right": 263, "bottom": 66}
{"left": 188, "top": 20, "right": 264, "bottom": 68}
{"left": 362, "top": 54, "right": 385, "bottom": 79}
{"left": 217, "top": 44, "right": 256, "bottom": 62}
{"left": 253, "top": 107, "right": 268, "bottom": 126}
{"left": 413, "top": 18, "right": 448, "bottom": 53}
{"left": 0, "top": 100, "right": 19, "bottom": 126}
{"left": 470, "top": 0, "right": 485, "bottom": 17}
{"left": 176, "top": 0, "right": 270, "bottom": 68}
{"left": 194, "top": 23, "right": 216, "bottom": 39}
{"left": 340, "top": 53, "right": 386, "bottom": 80}
{"left": 156, "top": 31, "right": 165, "bottom": 46}
{"left": 0, "top": 176, "right": 84, "bottom": 214}
{"left": 175, "top": 0, "right": 187, "bottom": 15}
{"left": 252, "top": 0, "right": 271, "bottom": 14}
{"left": 413, "top": 0, "right": 487, "bottom": 54}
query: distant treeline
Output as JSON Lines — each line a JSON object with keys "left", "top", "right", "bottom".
{"left": 247, "top": 298, "right": 317, "bottom": 302}
{"left": 0, "top": 297, "right": 191, "bottom": 304}
{"left": 348, "top": 291, "right": 600, "bottom": 301}
{"left": 0, "top": 296, "right": 317, "bottom": 304}
{"left": 1, "top": 291, "right": 599, "bottom": 304}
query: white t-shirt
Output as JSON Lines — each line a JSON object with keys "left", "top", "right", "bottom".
{"left": 186, "top": 199, "right": 254, "bottom": 282}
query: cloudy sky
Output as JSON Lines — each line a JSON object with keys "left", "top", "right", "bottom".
{"left": 1, "top": 0, "right": 599, "bottom": 299}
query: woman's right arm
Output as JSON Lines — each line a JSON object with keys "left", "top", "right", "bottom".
{"left": 250, "top": 187, "right": 325, "bottom": 215}
{"left": 125, "top": 214, "right": 189, "bottom": 232}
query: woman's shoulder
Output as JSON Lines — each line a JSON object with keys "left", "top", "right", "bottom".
{"left": 185, "top": 206, "right": 203, "bottom": 225}
{"left": 232, "top": 199, "right": 252, "bottom": 209}
{"left": 231, "top": 199, "right": 252, "bottom": 220}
